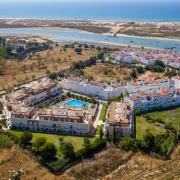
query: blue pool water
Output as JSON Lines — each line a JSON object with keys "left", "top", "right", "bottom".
{"left": 64, "top": 100, "right": 89, "bottom": 108}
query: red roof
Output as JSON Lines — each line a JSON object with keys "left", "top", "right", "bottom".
{"left": 150, "top": 93, "right": 161, "bottom": 97}
{"left": 131, "top": 96, "right": 140, "bottom": 101}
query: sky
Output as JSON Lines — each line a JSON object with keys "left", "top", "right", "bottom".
{"left": 3, "top": 0, "right": 180, "bottom": 2}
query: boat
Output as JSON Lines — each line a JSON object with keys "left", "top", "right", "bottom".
{"left": 130, "top": 41, "right": 134, "bottom": 43}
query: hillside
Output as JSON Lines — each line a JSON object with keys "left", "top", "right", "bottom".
{"left": 0, "top": 47, "right": 97, "bottom": 89}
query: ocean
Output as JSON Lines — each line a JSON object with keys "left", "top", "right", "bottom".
{"left": 0, "top": 1, "right": 180, "bottom": 22}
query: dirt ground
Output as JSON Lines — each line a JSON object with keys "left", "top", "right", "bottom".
{"left": 1, "top": 145, "right": 180, "bottom": 180}
{"left": 84, "top": 62, "right": 132, "bottom": 82}
{"left": 0, "top": 47, "right": 97, "bottom": 89}
{"left": 84, "top": 62, "right": 163, "bottom": 82}
{"left": 137, "top": 71, "right": 164, "bottom": 80}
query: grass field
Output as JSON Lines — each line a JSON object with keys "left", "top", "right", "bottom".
{"left": 142, "top": 107, "right": 180, "bottom": 127}
{"left": 9, "top": 130, "right": 97, "bottom": 156}
{"left": 136, "top": 116, "right": 163, "bottom": 140}
{"left": 0, "top": 47, "right": 97, "bottom": 89}
{"left": 99, "top": 105, "right": 108, "bottom": 121}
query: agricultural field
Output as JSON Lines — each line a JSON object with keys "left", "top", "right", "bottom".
{"left": 0, "top": 47, "right": 97, "bottom": 89}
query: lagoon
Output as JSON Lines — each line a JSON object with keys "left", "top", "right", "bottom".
{"left": 0, "top": 28, "right": 180, "bottom": 51}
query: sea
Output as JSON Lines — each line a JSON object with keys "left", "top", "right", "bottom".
{"left": 0, "top": 1, "right": 180, "bottom": 22}
{"left": 0, "top": 1, "right": 180, "bottom": 51}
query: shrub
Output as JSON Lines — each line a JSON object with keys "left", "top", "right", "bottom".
{"left": 20, "top": 132, "right": 33, "bottom": 146}
{"left": 119, "top": 137, "right": 136, "bottom": 151}
{"left": 33, "top": 137, "right": 47, "bottom": 152}
{"left": 39, "top": 142, "right": 57, "bottom": 160}
{"left": 60, "top": 142, "right": 75, "bottom": 158}
{"left": 59, "top": 137, "right": 64, "bottom": 144}
{"left": 135, "top": 109, "right": 141, "bottom": 116}
{"left": 0, "top": 134, "right": 13, "bottom": 149}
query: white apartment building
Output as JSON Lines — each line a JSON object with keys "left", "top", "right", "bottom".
{"left": 172, "top": 76, "right": 180, "bottom": 89}
{"left": 61, "top": 77, "right": 125, "bottom": 100}
{"left": 126, "top": 77, "right": 175, "bottom": 94}
{"left": 125, "top": 89, "right": 180, "bottom": 112}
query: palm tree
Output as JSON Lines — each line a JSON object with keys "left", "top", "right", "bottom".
{"left": 82, "top": 103, "right": 88, "bottom": 110}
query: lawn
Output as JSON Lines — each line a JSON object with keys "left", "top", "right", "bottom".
{"left": 136, "top": 116, "right": 163, "bottom": 140}
{"left": 96, "top": 125, "right": 103, "bottom": 136}
{"left": 143, "top": 106, "right": 180, "bottom": 127}
{"left": 99, "top": 105, "right": 108, "bottom": 121}
{"left": 9, "top": 130, "right": 97, "bottom": 156}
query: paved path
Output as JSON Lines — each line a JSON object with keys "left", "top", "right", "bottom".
{"left": 89, "top": 104, "right": 102, "bottom": 136}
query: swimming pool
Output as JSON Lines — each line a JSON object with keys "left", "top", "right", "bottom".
{"left": 64, "top": 99, "right": 89, "bottom": 108}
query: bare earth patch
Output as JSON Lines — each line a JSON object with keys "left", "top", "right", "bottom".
{"left": 0, "top": 47, "right": 97, "bottom": 89}
{"left": 84, "top": 62, "right": 132, "bottom": 82}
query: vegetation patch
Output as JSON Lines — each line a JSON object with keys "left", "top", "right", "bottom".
{"left": 99, "top": 105, "right": 108, "bottom": 121}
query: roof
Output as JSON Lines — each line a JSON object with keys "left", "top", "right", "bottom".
{"left": 108, "top": 102, "right": 132, "bottom": 127}
{"left": 150, "top": 93, "right": 161, "bottom": 97}
{"left": 131, "top": 96, "right": 140, "bottom": 101}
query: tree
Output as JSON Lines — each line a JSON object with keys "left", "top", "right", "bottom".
{"left": 23, "top": 64, "right": 26, "bottom": 73}
{"left": 106, "top": 130, "right": 110, "bottom": 141}
{"left": 60, "top": 142, "right": 75, "bottom": 158}
{"left": 143, "top": 130, "right": 154, "bottom": 150}
{"left": 20, "top": 132, "right": 33, "bottom": 146}
{"left": 33, "top": 137, "right": 47, "bottom": 152}
{"left": 124, "top": 90, "right": 129, "bottom": 97}
{"left": 30, "top": 64, "right": 34, "bottom": 71}
{"left": 136, "top": 66, "right": 145, "bottom": 74}
{"left": 59, "top": 137, "right": 64, "bottom": 144}
{"left": 0, "top": 134, "right": 13, "bottom": 149}
{"left": 84, "top": 44, "right": 89, "bottom": 50}
{"left": 130, "top": 69, "right": 137, "bottom": 79}
{"left": 100, "top": 126, "right": 104, "bottom": 139}
{"left": 32, "top": 74, "right": 36, "bottom": 80}
{"left": 97, "top": 51, "right": 104, "bottom": 59}
{"left": 96, "top": 46, "right": 102, "bottom": 51}
{"left": 75, "top": 48, "right": 82, "bottom": 55}
{"left": 119, "top": 137, "right": 136, "bottom": 151}
{"left": 48, "top": 72, "right": 57, "bottom": 80}
{"left": 39, "top": 142, "right": 57, "bottom": 160}
{"left": 113, "top": 126, "right": 116, "bottom": 144}
{"left": 83, "top": 137, "right": 91, "bottom": 152}
{"left": 155, "top": 60, "right": 165, "bottom": 68}
{"left": 45, "top": 69, "right": 51, "bottom": 75}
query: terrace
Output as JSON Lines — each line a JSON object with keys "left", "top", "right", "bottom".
{"left": 107, "top": 102, "right": 131, "bottom": 128}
